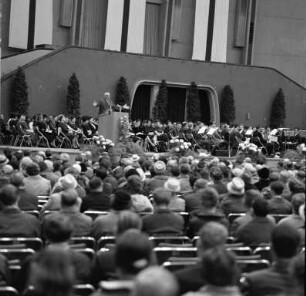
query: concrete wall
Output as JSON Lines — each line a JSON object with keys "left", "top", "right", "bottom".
{"left": 253, "top": 0, "right": 306, "bottom": 87}
{"left": 1, "top": 47, "right": 306, "bottom": 128}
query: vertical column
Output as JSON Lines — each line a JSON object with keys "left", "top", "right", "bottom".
{"left": 192, "top": 0, "right": 210, "bottom": 60}
{"left": 126, "top": 0, "right": 146, "bottom": 54}
{"left": 8, "top": 0, "right": 30, "bottom": 49}
{"left": 104, "top": 0, "right": 124, "bottom": 51}
{"left": 34, "top": 0, "right": 53, "bottom": 46}
{"left": 211, "top": 0, "right": 229, "bottom": 62}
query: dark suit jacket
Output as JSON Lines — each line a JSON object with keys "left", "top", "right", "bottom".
{"left": 81, "top": 191, "right": 111, "bottom": 212}
{"left": 220, "top": 193, "right": 247, "bottom": 217}
{"left": 268, "top": 197, "right": 292, "bottom": 215}
{"left": 142, "top": 208, "right": 184, "bottom": 236}
{"left": 0, "top": 207, "right": 41, "bottom": 237}
{"left": 184, "top": 191, "right": 202, "bottom": 213}
{"left": 174, "top": 263, "right": 204, "bottom": 295}
{"left": 17, "top": 189, "right": 38, "bottom": 211}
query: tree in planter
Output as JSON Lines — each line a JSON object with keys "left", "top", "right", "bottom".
{"left": 10, "top": 67, "right": 29, "bottom": 116}
{"left": 114, "top": 76, "right": 130, "bottom": 111}
{"left": 66, "top": 73, "right": 80, "bottom": 118}
{"left": 187, "top": 82, "right": 201, "bottom": 122}
{"left": 152, "top": 80, "right": 168, "bottom": 123}
{"left": 220, "top": 85, "right": 235, "bottom": 124}
{"left": 270, "top": 88, "right": 286, "bottom": 128}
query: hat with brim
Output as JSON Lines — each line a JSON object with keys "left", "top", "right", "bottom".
{"left": 227, "top": 177, "right": 245, "bottom": 195}
{"left": 59, "top": 174, "right": 77, "bottom": 190}
{"left": 154, "top": 161, "right": 166, "bottom": 174}
{"left": 164, "top": 178, "right": 181, "bottom": 193}
{"left": 0, "top": 155, "right": 8, "bottom": 167}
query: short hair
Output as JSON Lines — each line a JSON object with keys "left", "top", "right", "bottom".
{"left": 133, "top": 266, "right": 179, "bottom": 296}
{"left": 10, "top": 172, "right": 25, "bottom": 188}
{"left": 291, "top": 193, "right": 305, "bottom": 214}
{"left": 0, "top": 184, "right": 18, "bottom": 206}
{"left": 116, "top": 210, "right": 142, "bottom": 236}
{"left": 194, "top": 178, "right": 208, "bottom": 190}
{"left": 89, "top": 177, "right": 103, "bottom": 191}
{"left": 201, "top": 247, "right": 239, "bottom": 287}
{"left": 170, "top": 165, "right": 180, "bottom": 177}
{"left": 112, "top": 190, "right": 132, "bottom": 211}
{"left": 179, "top": 164, "right": 190, "bottom": 175}
{"left": 270, "top": 181, "right": 284, "bottom": 195}
{"left": 211, "top": 169, "right": 223, "bottom": 181}
{"left": 43, "top": 215, "right": 73, "bottom": 243}
{"left": 152, "top": 188, "right": 171, "bottom": 206}
{"left": 126, "top": 175, "right": 143, "bottom": 194}
{"left": 95, "top": 167, "right": 107, "bottom": 180}
{"left": 198, "top": 222, "right": 228, "bottom": 251}
{"left": 272, "top": 224, "right": 300, "bottom": 259}
{"left": 61, "top": 189, "right": 78, "bottom": 207}
{"left": 200, "top": 187, "right": 219, "bottom": 208}
{"left": 115, "top": 230, "right": 152, "bottom": 275}
{"left": 26, "top": 162, "right": 40, "bottom": 176}
{"left": 38, "top": 161, "right": 48, "bottom": 173}
{"left": 252, "top": 198, "right": 268, "bottom": 217}
{"left": 244, "top": 190, "right": 262, "bottom": 209}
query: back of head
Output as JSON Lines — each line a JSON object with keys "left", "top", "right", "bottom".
{"left": 194, "top": 178, "right": 208, "bottom": 190}
{"left": 10, "top": 172, "right": 25, "bottom": 188}
{"left": 0, "top": 184, "right": 18, "bottom": 206}
{"left": 272, "top": 224, "right": 300, "bottom": 259}
{"left": 26, "top": 162, "right": 40, "bottom": 176}
{"left": 198, "top": 222, "right": 228, "bottom": 251}
{"left": 112, "top": 190, "right": 132, "bottom": 211}
{"left": 291, "top": 193, "right": 305, "bottom": 214}
{"left": 201, "top": 247, "right": 239, "bottom": 287}
{"left": 244, "top": 189, "right": 262, "bottom": 209}
{"left": 133, "top": 266, "right": 178, "bottom": 296}
{"left": 126, "top": 175, "right": 143, "bottom": 194}
{"left": 115, "top": 229, "right": 152, "bottom": 275}
{"left": 179, "top": 163, "right": 190, "bottom": 175}
{"left": 61, "top": 189, "right": 79, "bottom": 208}
{"left": 270, "top": 181, "right": 284, "bottom": 195}
{"left": 152, "top": 188, "right": 171, "bottom": 206}
{"left": 211, "top": 169, "right": 223, "bottom": 182}
{"left": 43, "top": 215, "right": 73, "bottom": 243}
{"left": 116, "top": 210, "right": 143, "bottom": 236}
{"left": 89, "top": 177, "right": 103, "bottom": 191}
{"left": 252, "top": 198, "right": 268, "bottom": 217}
{"left": 200, "top": 187, "right": 219, "bottom": 208}
{"left": 30, "top": 248, "right": 75, "bottom": 296}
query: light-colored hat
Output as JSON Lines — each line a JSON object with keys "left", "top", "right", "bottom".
{"left": 59, "top": 174, "right": 77, "bottom": 190}
{"left": 131, "top": 154, "right": 140, "bottom": 162}
{"left": 72, "top": 164, "right": 82, "bottom": 174}
{"left": 2, "top": 164, "right": 14, "bottom": 174}
{"left": 154, "top": 161, "right": 166, "bottom": 174}
{"left": 60, "top": 153, "right": 70, "bottom": 163}
{"left": 227, "top": 177, "right": 245, "bottom": 195}
{"left": 0, "top": 155, "right": 8, "bottom": 167}
{"left": 44, "top": 160, "right": 54, "bottom": 171}
{"left": 232, "top": 167, "right": 243, "bottom": 177}
{"left": 164, "top": 178, "right": 181, "bottom": 192}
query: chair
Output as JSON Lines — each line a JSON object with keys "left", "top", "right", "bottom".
{"left": 74, "top": 248, "right": 95, "bottom": 262}
{"left": 35, "top": 127, "right": 50, "bottom": 148}
{"left": 237, "top": 259, "right": 270, "bottom": 273}
{"left": 226, "top": 246, "right": 253, "bottom": 256}
{"left": 84, "top": 211, "right": 109, "bottom": 220}
{"left": 253, "top": 245, "right": 273, "bottom": 262}
{"left": 0, "top": 287, "right": 19, "bottom": 296}
{"left": 23, "top": 210, "right": 40, "bottom": 219}
{"left": 0, "top": 248, "right": 35, "bottom": 266}
{"left": 0, "top": 238, "right": 43, "bottom": 251}
{"left": 271, "top": 214, "right": 290, "bottom": 223}
{"left": 153, "top": 247, "right": 197, "bottom": 265}
{"left": 97, "top": 236, "right": 116, "bottom": 249}
{"left": 149, "top": 236, "right": 191, "bottom": 247}
{"left": 56, "top": 129, "right": 72, "bottom": 148}
{"left": 99, "top": 280, "right": 134, "bottom": 295}
{"left": 179, "top": 212, "right": 190, "bottom": 228}
{"left": 73, "top": 284, "right": 95, "bottom": 296}
{"left": 69, "top": 237, "right": 96, "bottom": 250}
{"left": 228, "top": 213, "right": 246, "bottom": 225}
{"left": 162, "top": 260, "right": 196, "bottom": 272}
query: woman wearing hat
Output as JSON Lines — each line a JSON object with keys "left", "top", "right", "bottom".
{"left": 164, "top": 178, "right": 185, "bottom": 212}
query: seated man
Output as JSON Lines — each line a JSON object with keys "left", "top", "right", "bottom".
{"left": 236, "top": 198, "right": 276, "bottom": 247}
{"left": 268, "top": 181, "right": 292, "bottom": 215}
{"left": 187, "top": 187, "right": 228, "bottom": 237}
{"left": 0, "top": 184, "right": 40, "bottom": 237}
{"left": 243, "top": 223, "right": 301, "bottom": 296}
{"left": 42, "top": 189, "right": 92, "bottom": 237}
{"left": 142, "top": 188, "right": 184, "bottom": 236}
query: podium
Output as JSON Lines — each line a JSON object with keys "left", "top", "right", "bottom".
{"left": 98, "top": 112, "right": 124, "bottom": 143}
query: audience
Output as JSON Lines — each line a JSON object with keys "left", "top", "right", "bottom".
{"left": 268, "top": 181, "right": 292, "bottom": 214}
{"left": 184, "top": 178, "right": 208, "bottom": 213}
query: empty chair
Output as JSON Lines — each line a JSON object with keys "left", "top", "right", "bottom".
{"left": 97, "top": 236, "right": 116, "bottom": 249}
{"left": 69, "top": 237, "right": 96, "bottom": 250}
{"left": 153, "top": 247, "right": 197, "bottom": 265}
{"left": 0, "top": 286, "right": 19, "bottom": 296}
{"left": 0, "top": 238, "right": 43, "bottom": 251}
{"left": 149, "top": 236, "right": 191, "bottom": 247}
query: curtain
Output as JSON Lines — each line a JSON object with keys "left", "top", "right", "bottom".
{"left": 131, "top": 85, "right": 151, "bottom": 120}
{"left": 144, "top": 3, "right": 160, "bottom": 55}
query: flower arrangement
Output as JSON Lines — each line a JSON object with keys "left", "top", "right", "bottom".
{"left": 92, "top": 135, "right": 114, "bottom": 151}
{"left": 238, "top": 142, "right": 261, "bottom": 162}
{"left": 169, "top": 138, "right": 192, "bottom": 156}
{"left": 119, "top": 115, "right": 131, "bottom": 142}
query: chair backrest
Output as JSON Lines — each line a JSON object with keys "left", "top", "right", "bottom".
{"left": 99, "top": 280, "right": 134, "bottom": 295}
{"left": 73, "top": 284, "right": 95, "bottom": 296}
{"left": 0, "top": 238, "right": 43, "bottom": 251}
{"left": 23, "top": 210, "right": 40, "bottom": 219}
{"left": 237, "top": 259, "right": 270, "bottom": 273}
{"left": 74, "top": 248, "right": 95, "bottom": 262}
{"left": 69, "top": 237, "right": 96, "bottom": 250}
{"left": 0, "top": 248, "right": 35, "bottom": 266}
{"left": 253, "top": 246, "right": 273, "bottom": 262}
{"left": 97, "top": 236, "right": 116, "bottom": 249}
{"left": 226, "top": 246, "right": 253, "bottom": 256}
{"left": 153, "top": 247, "right": 197, "bottom": 265}
{"left": 84, "top": 211, "right": 109, "bottom": 220}
{"left": 0, "top": 286, "right": 19, "bottom": 296}
{"left": 149, "top": 236, "right": 191, "bottom": 247}
{"left": 228, "top": 213, "right": 246, "bottom": 225}
{"left": 162, "top": 260, "right": 196, "bottom": 272}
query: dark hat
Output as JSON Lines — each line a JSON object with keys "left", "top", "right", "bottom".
{"left": 258, "top": 167, "right": 270, "bottom": 179}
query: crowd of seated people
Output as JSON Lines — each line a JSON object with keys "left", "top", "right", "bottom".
{"left": 0, "top": 113, "right": 99, "bottom": 149}
{"left": 0, "top": 147, "right": 304, "bottom": 295}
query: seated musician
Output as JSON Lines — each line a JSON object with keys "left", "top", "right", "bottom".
{"left": 36, "top": 114, "right": 57, "bottom": 147}
{"left": 56, "top": 115, "right": 76, "bottom": 144}
{"left": 81, "top": 116, "right": 94, "bottom": 138}
{"left": 16, "top": 115, "right": 33, "bottom": 136}
{"left": 154, "top": 121, "right": 168, "bottom": 152}
{"left": 144, "top": 120, "right": 157, "bottom": 152}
